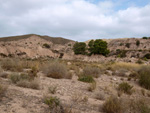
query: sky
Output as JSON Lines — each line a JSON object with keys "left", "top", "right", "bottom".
{"left": 0, "top": 0, "right": 150, "bottom": 41}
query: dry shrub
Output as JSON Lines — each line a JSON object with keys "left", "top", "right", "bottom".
{"left": 138, "top": 65, "right": 150, "bottom": 90}
{"left": 83, "top": 66, "right": 101, "bottom": 78}
{"left": 42, "top": 62, "right": 72, "bottom": 79}
{"left": 95, "top": 91, "right": 105, "bottom": 100}
{"left": 102, "top": 96, "right": 122, "bottom": 113}
{"left": 44, "top": 96, "right": 73, "bottom": 113}
{"left": 0, "top": 84, "right": 7, "bottom": 100}
{"left": 129, "top": 99, "right": 150, "bottom": 113}
{"left": 88, "top": 82, "right": 96, "bottom": 92}
{"left": 1, "top": 58, "right": 24, "bottom": 71}
{"left": 10, "top": 73, "right": 40, "bottom": 89}
{"left": 118, "top": 82, "right": 133, "bottom": 95}
{"left": 48, "top": 86, "right": 57, "bottom": 94}
{"left": 1, "top": 58, "right": 40, "bottom": 72}
{"left": 17, "top": 78, "right": 40, "bottom": 89}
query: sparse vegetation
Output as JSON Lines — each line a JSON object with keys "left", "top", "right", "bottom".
{"left": 88, "top": 81, "right": 96, "bottom": 92}
{"left": 44, "top": 96, "right": 60, "bottom": 109}
{"left": 10, "top": 73, "right": 39, "bottom": 89}
{"left": 102, "top": 96, "right": 122, "bottom": 113}
{"left": 78, "top": 75, "right": 95, "bottom": 83}
{"left": 118, "top": 82, "right": 133, "bottom": 95}
{"left": 0, "top": 84, "right": 7, "bottom": 100}
{"left": 43, "top": 43, "right": 50, "bottom": 48}
{"left": 138, "top": 65, "right": 150, "bottom": 90}
{"left": 48, "top": 86, "right": 57, "bottom": 94}
{"left": 42, "top": 62, "right": 72, "bottom": 79}
{"left": 82, "top": 66, "right": 101, "bottom": 78}
{"left": 125, "top": 43, "right": 130, "bottom": 48}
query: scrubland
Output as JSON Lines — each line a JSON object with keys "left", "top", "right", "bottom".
{"left": 0, "top": 58, "right": 150, "bottom": 113}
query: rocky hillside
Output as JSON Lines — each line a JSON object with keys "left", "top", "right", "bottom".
{"left": 0, "top": 35, "right": 149, "bottom": 62}
{"left": 0, "top": 34, "right": 75, "bottom": 59}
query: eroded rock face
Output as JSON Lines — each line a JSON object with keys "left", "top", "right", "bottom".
{"left": 0, "top": 35, "right": 74, "bottom": 59}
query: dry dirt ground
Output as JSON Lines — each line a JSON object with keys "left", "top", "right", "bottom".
{"left": 0, "top": 69, "right": 149, "bottom": 113}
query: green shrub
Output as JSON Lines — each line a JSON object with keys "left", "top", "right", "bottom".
{"left": 139, "top": 66, "right": 150, "bottom": 90}
{"left": 136, "top": 40, "right": 140, "bottom": 46}
{"left": 143, "top": 53, "right": 150, "bottom": 59}
{"left": 142, "top": 37, "right": 148, "bottom": 39}
{"left": 136, "top": 59, "right": 143, "bottom": 64}
{"left": 73, "top": 42, "right": 86, "bottom": 55}
{"left": 118, "top": 82, "right": 133, "bottom": 95}
{"left": 43, "top": 43, "right": 50, "bottom": 48}
{"left": 120, "top": 43, "right": 123, "bottom": 46}
{"left": 78, "top": 75, "right": 95, "bottom": 83}
{"left": 125, "top": 43, "right": 130, "bottom": 48}
{"left": 102, "top": 96, "right": 122, "bottom": 113}
{"left": 88, "top": 39, "right": 109, "bottom": 56}
{"left": 43, "top": 62, "right": 72, "bottom": 79}
{"left": 83, "top": 66, "right": 101, "bottom": 78}
{"left": 44, "top": 96, "right": 60, "bottom": 109}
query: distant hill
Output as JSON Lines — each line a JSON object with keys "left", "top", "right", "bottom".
{"left": 0, "top": 34, "right": 74, "bottom": 45}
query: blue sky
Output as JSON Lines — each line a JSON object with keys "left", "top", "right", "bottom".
{"left": 0, "top": 0, "right": 150, "bottom": 41}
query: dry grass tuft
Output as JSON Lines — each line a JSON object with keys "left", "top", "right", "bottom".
{"left": 110, "top": 62, "right": 142, "bottom": 72}
{"left": 0, "top": 84, "right": 7, "bottom": 100}
{"left": 82, "top": 66, "right": 101, "bottom": 78}
{"left": 10, "top": 73, "right": 40, "bottom": 89}
{"left": 102, "top": 96, "right": 122, "bottom": 113}
{"left": 42, "top": 62, "right": 72, "bottom": 79}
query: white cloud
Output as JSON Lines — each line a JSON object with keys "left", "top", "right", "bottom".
{"left": 0, "top": 0, "right": 150, "bottom": 41}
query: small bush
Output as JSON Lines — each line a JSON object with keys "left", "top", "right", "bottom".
{"left": 142, "top": 37, "right": 148, "bottom": 39}
{"left": 118, "top": 82, "right": 133, "bottom": 95}
{"left": 78, "top": 75, "right": 95, "bottom": 83}
{"left": 88, "top": 82, "right": 96, "bottom": 92}
{"left": 43, "top": 62, "right": 72, "bottom": 79}
{"left": 125, "top": 43, "right": 130, "bottom": 48}
{"left": 44, "top": 96, "right": 60, "bottom": 109}
{"left": 83, "top": 66, "right": 101, "bottom": 78}
{"left": 48, "top": 86, "right": 57, "bottom": 94}
{"left": 136, "top": 59, "right": 143, "bottom": 64}
{"left": 43, "top": 43, "right": 50, "bottom": 48}
{"left": 1, "top": 58, "right": 24, "bottom": 71}
{"left": 10, "top": 73, "right": 39, "bottom": 89}
{"left": 129, "top": 71, "right": 139, "bottom": 78}
{"left": 10, "top": 74, "right": 22, "bottom": 83}
{"left": 138, "top": 66, "right": 150, "bottom": 90}
{"left": 95, "top": 92, "right": 105, "bottom": 100}
{"left": 102, "top": 96, "right": 122, "bottom": 113}
{"left": 129, "top": 99, "right": 150, "bottom": 113}
{"left": 136, "top": 40, "right": 140, "bottom": 46}
{"left": 0, "top": 84, "right": 7, "bottom": 100}
{"left": 143, "top": 53, "right": 150, "bottom": 59}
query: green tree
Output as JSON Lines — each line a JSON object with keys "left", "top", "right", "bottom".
{"left": 73, "top": 42, "right": 86, "bottom": 55}
{"left": 88, "top": 39, "right": 109, "bottom": 56}
{"left": 136, "top": 40, "right": 140, "bottom": 46}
